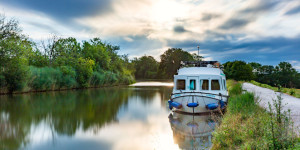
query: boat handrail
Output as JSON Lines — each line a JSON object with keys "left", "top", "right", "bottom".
{"left": 171, "top": 91, "right": 229, "bottom": 98}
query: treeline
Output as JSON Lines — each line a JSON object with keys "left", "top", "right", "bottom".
{"left": 132, "top": 48, "right": 196, "bottom": 79}
{"left": 0, "top": 16, "right": 134, "bottom": 94}
{"left": 133, "top": 54, "right": 300, "bottom": 89}
{"left": 223, "top": 61, "right": 300, "bottom": 88}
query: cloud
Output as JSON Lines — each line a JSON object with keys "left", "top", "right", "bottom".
{"left": 290, "top": 60, "right": 300, "bottom": 72}
{"left": 240, "top": 1, "right": 279, "bottom": 14}
{"left": 173, "top": 26, "right": 187, "bottom": 33}
{"left": 1, "top": 0, "right": 300, "bottom": 67}
{"left": 201, "top": 13, "right": 221, "bottom": 21}
{"left": 219, "top": 19, "right": 251, "bottom": 29}
{"left": 166, "top": 34, "right": 300, "bottom": 65}
{"left": 285, "top": 5, "right": 300, "bottom": 15}
{"left": 2, "top": 0, "right": 113, "bottom": 23}
{"left": 218, "top": 0, "right": 281, "bottom": 30}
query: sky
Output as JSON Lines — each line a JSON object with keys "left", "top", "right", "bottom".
{"left": 1, "top": 0, "right": 300, "bottom": 70}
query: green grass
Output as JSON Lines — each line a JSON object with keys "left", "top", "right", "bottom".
{"left": 250, "top": 80, "right": 300, "bottom": 98}
{"left": 212, "top": 80, "right": 299, "bottom": 150}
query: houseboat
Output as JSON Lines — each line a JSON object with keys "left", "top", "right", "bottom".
{"left": 168, "top": 61, "right": 229, "bottom": 114}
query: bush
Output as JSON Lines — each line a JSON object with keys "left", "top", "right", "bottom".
{"left": 227, "top": 92, "right": 256, "bottom": 115}
{"left": 29, "top": 66, "right": 61, "bottom": 90}
{"left": 229, "top": 82, "right": 242, "bottom": 96}
{"left": 59, "top": 66, "right": 77, "bottom": 88}
{"left": 90, "top": 71, "right": 105, "bottom": 86}
{"left": 74, "top": 58, "right": 95, "bottom": 87}
{"left": 3, "top": 58, "right": 29, "bottom": 93}
{"left": 0, "top": 74, "right": 6, "bottom": 88}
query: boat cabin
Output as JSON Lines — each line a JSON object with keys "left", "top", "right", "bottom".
{"left": 173, "top": 67, "right": 227, "bottom": 95}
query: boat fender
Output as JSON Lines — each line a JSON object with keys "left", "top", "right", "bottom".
{"left": 219, "top": 100, "right": 226, "bottom": 108}
{"left": 187, "top": 102, "right": 199, "bottom": 108}
{"left": 171, "top": 101, "right": 182, "bottom": 109}
{"left": 168, "top": 100, "right": 173, "bottom": 110}
{"left": 206, "top": 103, "right": 219, "bottom": 110}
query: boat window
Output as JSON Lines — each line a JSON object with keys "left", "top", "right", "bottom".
{"left": 223, "top": 79, "right": 227, "bottom": 90}
{"left": 211, "top": 80, "right": 220, "bottom": 90}
{"left": 176, "top": 80, "right": 185, "bottom": 90}
{"left": 200, "top": 79, "right": 209, "bottom": 90}
{"left": 189, "top": 79, "right": 196, "bottom": 90}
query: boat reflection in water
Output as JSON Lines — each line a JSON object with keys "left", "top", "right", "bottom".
{"left": 168, "top": 112, "right": 218, "bottom": 150}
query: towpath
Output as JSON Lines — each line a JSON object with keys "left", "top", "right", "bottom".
{"left": 242, "top": 83, "right": 300, "bottom": 130}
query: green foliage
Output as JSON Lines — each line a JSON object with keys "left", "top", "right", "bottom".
{"left": 0, "top": 15, "right": 135, "bottom": 93}
{"left": 82, "top": 38, "right": 111, "bottom": 70}
{"left": 223, "top": 60, "right": 253, "bottom": 81}
{"left": 212, "top": 81, "right": 298, "bottom": 150}
{"left": 228, "top": 82, "right": 242, "bottom": 96}
{"left": 29, "top": 66, "right": 61, "bottom": 90}
{"left": 74, "top": 57, "right": 95, "bottom": 87}
{"left": 227, "top": 92, "right": 256, "bottom": 115}
{"left": 0, "top": 73, "right": 5, "bottom": 87}
{"left": 28, "top": 50, "right": 49, "bottom": 67}
{"left": 132, "top": 55, "right": 159, "bottom": 79}
{"left": 90, "top": 71, "right": 105, "bottom": 86}
{"left": 158, "top": 48, "right": 195, "bottom": 79}
{"left": 3, "top": 58, "right": 29, "bottom": 93}
{"left": 29, "top": 66, "right": 77, "bottom": 90}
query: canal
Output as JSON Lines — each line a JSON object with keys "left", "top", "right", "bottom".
{"left": 0, "top": 82, "right": 217, "bottom": 150}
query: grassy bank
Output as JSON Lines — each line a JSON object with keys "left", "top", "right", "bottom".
{"left": 212, "top": 80, "right": 299, "bottom": 149}
{"left": 249, "top": 80, "right": 300, "bottom": 98}
{"left": 0, "top": 66, "right": 135, "bottom": 94}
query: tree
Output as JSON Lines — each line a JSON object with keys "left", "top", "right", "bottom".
{"left": 0, "top": 15, "right": 32, "bottom": 93}
{"left": 75, "top": 57, "right": 95, "bottom": 87}
{"left": 274, "top": 62, "right": 298, "bottom": 88}
{"left": 132, "top": 56, "right": 159, "bottom": 79}
{"left": 82, "top": 38, "right": 111, "bottom": 71}
{"left": 158, "top": 48, "right": 194, "bottom": 79}
{"left": 223, "top": 61, "right": 253, "bottom": 81}
{"left": 249, "top": 62, "right": 262, "bottom": 80}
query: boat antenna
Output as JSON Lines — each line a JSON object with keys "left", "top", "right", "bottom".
{"left": 197, "top": 45, "right": 199, "bottom": 56}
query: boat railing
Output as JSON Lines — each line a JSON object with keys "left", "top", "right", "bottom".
{"left": 171, "top": 91, "right": 229, "bottom": 98}
{"left": 180, "top": 61, "right": 223, "bottom": 69}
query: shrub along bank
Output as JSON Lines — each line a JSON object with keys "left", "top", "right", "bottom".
{"left": 212, "top": 80, "right": 299, "bottom": 149}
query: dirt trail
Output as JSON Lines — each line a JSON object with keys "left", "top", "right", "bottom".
{"left": 243, "top": 83, "right": 300, "bottom": 129}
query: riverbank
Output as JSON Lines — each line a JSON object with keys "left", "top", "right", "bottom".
{"left": 212, "top": 80, "right": 299, "bottom": 149}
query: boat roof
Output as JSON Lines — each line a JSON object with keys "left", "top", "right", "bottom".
{"left": 177, "top": 67, "right": 224, "bottom": 76}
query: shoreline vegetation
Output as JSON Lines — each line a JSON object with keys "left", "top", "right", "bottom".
{"left": 0, "top": 15, "right": 135, "bottom": 94}
{"left": 212, "top": 80, "right": 299, "bottom": 149}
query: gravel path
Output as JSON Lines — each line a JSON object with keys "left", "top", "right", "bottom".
{"left": 242, "top": 83, "right": 300, "bottom": 129}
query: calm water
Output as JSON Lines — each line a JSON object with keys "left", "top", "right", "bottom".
{"left": 0, "top": 82, "right": 217, "bottom": 150}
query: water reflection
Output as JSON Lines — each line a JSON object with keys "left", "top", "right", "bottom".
{"left": 0, "top": 83, "right": 217, "bottom": 150}
{"left": 169, "top": 113, "right": 218, "bottom": 150}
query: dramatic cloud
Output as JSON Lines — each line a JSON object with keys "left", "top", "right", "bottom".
{"left": 285, "top": 5, "right": 300, "bottom": 15}
{"left": 2, "top": 0, "right": 113, "bottom": 23}
{"left": 219, "top": 19, "right": 251, "bottom": 29}
{"left": 1, "top": 0, "right": 300, "bottom": 68}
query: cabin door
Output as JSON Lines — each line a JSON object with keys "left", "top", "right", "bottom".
{"left": 187, "top": 76, "right": 198, "bottom": 91}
